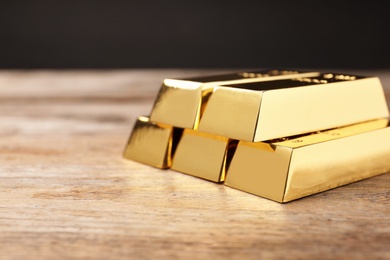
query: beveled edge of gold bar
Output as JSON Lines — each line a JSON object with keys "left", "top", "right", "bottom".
{"left": 224, "top": 118, "right": 390, "bottom": 203}
{"left": 180, "top": 69, "right": 320, "bottom": 84}
{"left": 198, "top": 73, "right": 389, "bottom": 142}
{"left": 123, "top": 116, "right": 182, "bottom": 169}
{"left": 149, "top": 69, "right": 321, "bottom": 129}
{"left": 200, "top": 70, "right": 320, "bottom": 90}
{"left": 149, "top": 80, "right": 204, "bottom": 129}
{"left": 282, "top": 121, "right": 390, "bottom": 203}
{"left": 269, "top": 118, "right": 390, "bottom": 149}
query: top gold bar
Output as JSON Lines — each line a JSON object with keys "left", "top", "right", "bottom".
{"left": 149, "top": 69, "right": 320, "bottom": 129}
{"left": 198, "top": 73, "right": 389, "bottom": 141}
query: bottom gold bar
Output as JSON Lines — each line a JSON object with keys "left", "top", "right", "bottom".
{"left": 171, "top": 129, "right": 234, "bottom": 182}
{"left": 123, "top": 116, "right": 182, "bottom": 169}
{"left": 225, "top": 118, "right": 390, "bottom": 203}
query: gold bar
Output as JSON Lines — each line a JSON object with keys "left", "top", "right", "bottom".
{"left": 198, "top": 73, "right": 389, "bottom": 142}
{"left": 123, "top": 116, "right": 182, "bottom": 169}
{"left": 224, "top": 118, "right": 390, "bottom": 203}
{"left": 171, "top": 129, "right": 235, "bottom": 182}
{"left": 149, "top": 69, "right": 320, "bottom": 129}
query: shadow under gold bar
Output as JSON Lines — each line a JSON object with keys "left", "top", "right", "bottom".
{"left": 224, "top": 118, "right": 390, "bottom": 203}
{"left": 149, "top": 69, "right": 320, "bottom": 129}
{"left": 198, "top": 73, "right": 389, "bottom": 142}
{"left": 123, "top": 116, "right": 182, "bottom": 169}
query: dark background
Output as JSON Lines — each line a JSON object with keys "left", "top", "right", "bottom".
{"left": 1, "top": 1, "right": 389, "bottom": 69}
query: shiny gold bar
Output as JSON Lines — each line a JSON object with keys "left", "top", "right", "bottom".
{"left": 198, "top": 73, "right": 389, "bottom": 142}
{"left": 149, "top": 69, "right": 320, "bottom": 129}
{"left": 171, "top": 129, "right": 235, "bottom": 182}
{"left": 123, "top": 116, "right": 182, "bottom": 169}
{"left": 224, "top": 119, "right": 390, "bottom": 203}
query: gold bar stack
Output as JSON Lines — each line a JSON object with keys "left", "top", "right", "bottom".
{"left": 123, "top": 69, "right": 390, "bottom": 203}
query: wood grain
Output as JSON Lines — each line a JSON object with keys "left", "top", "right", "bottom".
{"left": 0, "top": 69, "right": 389, "bottom": 260}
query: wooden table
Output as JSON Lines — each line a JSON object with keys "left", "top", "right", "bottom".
{"left": 1, "top": 69, "right": 389, "bottom": 259}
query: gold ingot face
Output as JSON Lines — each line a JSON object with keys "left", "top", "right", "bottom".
{"left": 171, "top": 129, "right": 235, "bottom": 182}
{"left": 123, "top": 116, "right": 182, "bottom": 169}
{"left": 224, "top": 118, "right": 390, "bottom": 203}
{"left": 198, "top": 74, "right": 390, "bottom": 141}
{"left": 149, "top": 69, "right": 320, "bottom": 129}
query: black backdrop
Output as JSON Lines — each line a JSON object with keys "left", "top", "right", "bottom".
{"left": 1, "top": 1, "right": 389, "bottom": 69}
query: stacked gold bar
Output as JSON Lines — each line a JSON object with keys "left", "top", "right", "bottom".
{"left": 123, "top": 69, "right": 390, "bottom": 203}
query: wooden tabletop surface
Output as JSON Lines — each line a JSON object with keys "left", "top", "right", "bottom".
{"left": 1, "top": 69, "right": 389, "bottom": 259}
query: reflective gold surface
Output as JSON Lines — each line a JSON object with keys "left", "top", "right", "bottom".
{"left": 224, "top": 119, "right": 390, "bottom": 203}
{"left": 123, "top": 116, "right": 177, "bottom": 169}
{"left": 149, "top": 69, "right": 320, "bottom": 129}
{"left": 124, "top": 69, "right": 390, "bottom": 204}
{"left": 171, "top": 129, "right": 231, "bottom": 182}
{"left": 198, "top": 74, "right": 389, "bottom": 141}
